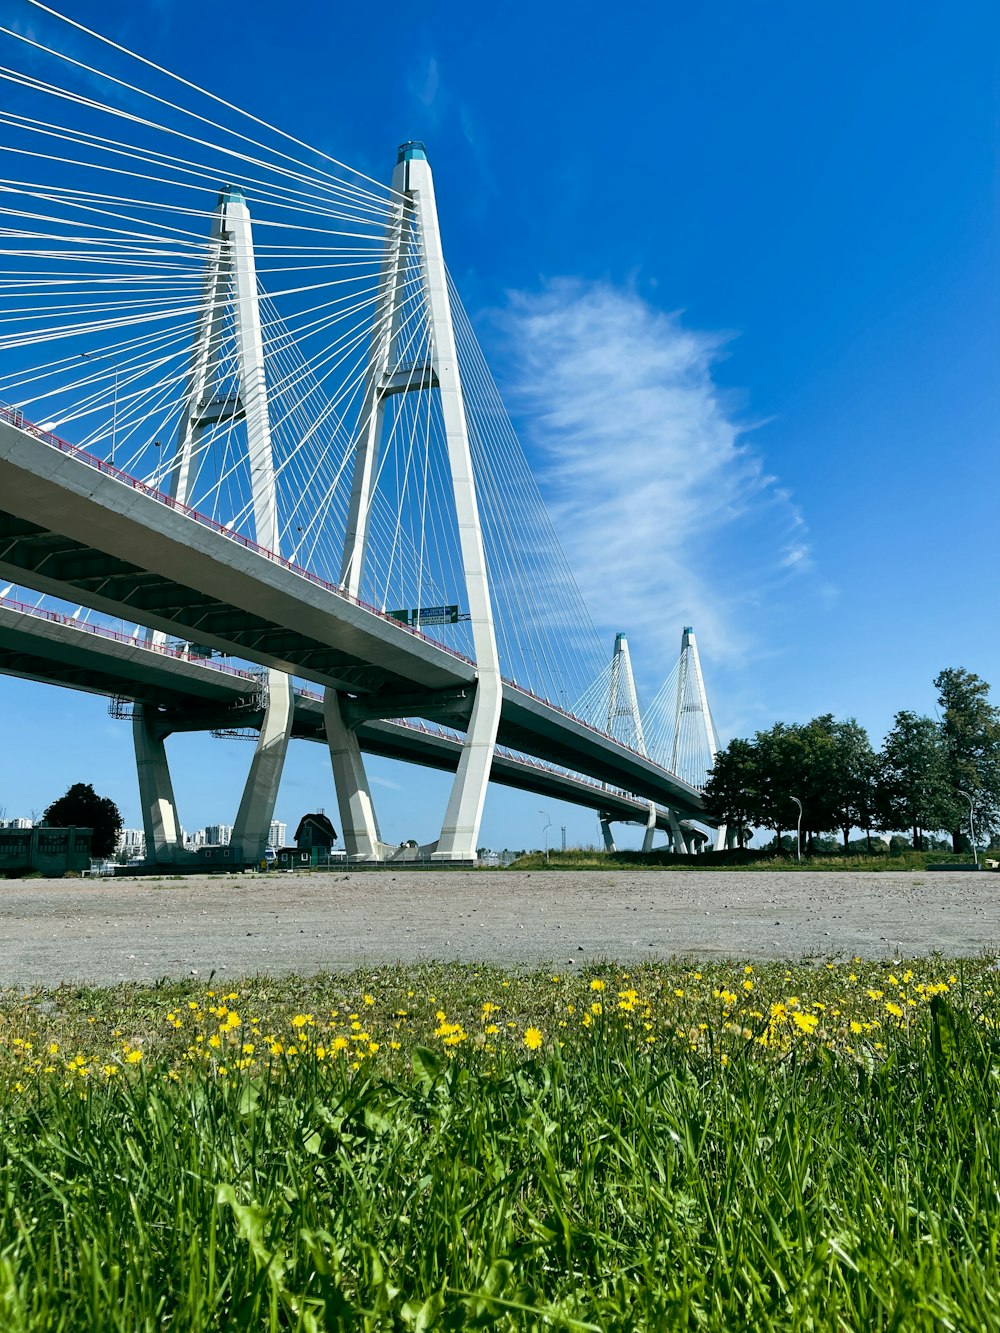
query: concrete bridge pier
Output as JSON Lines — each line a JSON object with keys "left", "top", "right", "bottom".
{"left": 230, "top": 668, "right": 294, "bottom": 865}
{"left": 324, "top": 687, "right": 387, "bottom": 861}
{"left": 641, "top": 800, "right": 657, "bottom": 853}
{"left": 133, "top": 707, "right": 184, "bottom": 864}
{"left": 667, "top": 807, "right": 690, "bottom": 854}
{"left": 599, "top": 814, "right": 617, "bottom": 853}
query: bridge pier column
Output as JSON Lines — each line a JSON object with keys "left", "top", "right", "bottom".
{"left": 600, "top": 815, "right": 617, "bottom": 853}
{"left": 133, "top": 707, "right": 182, "bottom": 864}
{"left": 666, "top": 808, "right": 689, "bottom": 855}
{"left": 714, "top": 824, "right": 729, "bottom": 853}
{"left": 433, "top": 677, "right": 502, "bottom": 863}
{"left": 231, "top": 668, "right": 293, "bottom": 865}
{"left": 325, "top": 688, "right": 385, "bottom": 861}
{"left": 641, "top": 801, "right": 657, "bottom": 853}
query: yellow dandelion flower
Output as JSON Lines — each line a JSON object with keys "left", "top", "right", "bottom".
{"left": 523, "top": 1027, "right": 543, "bottom": 1051}
{"left": 792, "top": 1012, "right": 819, "bottom": 1035}
{"left": 124, "top": 1050, "right": 143, "bottom": 1064}
{"left": 590, "top": 979, "right": 605, "bottom": 992}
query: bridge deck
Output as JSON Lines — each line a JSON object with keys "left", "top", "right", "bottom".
{"left": 0, "top": 599, "right": 686, "bottom": 830}
{"left": 0, "top": 417, "right": 706, "bottom": 822}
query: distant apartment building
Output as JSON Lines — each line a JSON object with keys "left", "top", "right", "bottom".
{"left": 269, "top": 820, "right": 287, "bottom": 849}
{"left": 204, "top": 823, "right": 233, "bottom": 846}
{"left": 185, "top": 829, "right": 207, "bottom": 848}
{"left": 118, "top": 828, "right": 144, "bottom": 856}
{"left": 2, "top": 817, "right": 33, "bottom": 829}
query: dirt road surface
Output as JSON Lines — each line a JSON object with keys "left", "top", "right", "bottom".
{"left": 1, "top": 869, "right": 997, "bottom": 988}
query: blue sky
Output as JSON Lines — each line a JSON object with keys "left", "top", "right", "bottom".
{"left": 1, "top": 0, "right": 997, "bottom": 849}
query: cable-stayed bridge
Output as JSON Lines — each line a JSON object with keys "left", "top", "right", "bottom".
{"left": 0, "top": 6, "right": 726, "bottom": 864}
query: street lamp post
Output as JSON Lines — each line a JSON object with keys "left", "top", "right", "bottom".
{"left": 790, "top": 796, "right": 803, "bottom": 864}
{"left": 539, "top": 810, "right": 552, "bottom": 862}
{"left": 957, "top": 789, "right": 979, "bottom": 869}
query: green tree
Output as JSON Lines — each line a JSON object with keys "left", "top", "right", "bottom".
{"left": 752, "top": 719, "right": 842, "bottom": 855}
{"left": 43, "top": 782, "right": 123, "bottom": 858}
{"left": 753, "top": 722, "right": 807, "bottom": 851}
{"left": 934, "top": 668, "right": 1000, "bottom": 852}
{"left": 828, "top": 718, "right": 879, "bottom": 852}
{"left": 703, "top": 738, "right": 758, "bottom": 847}
{"left": 876, "top": 712, "right": 951, "bottom": 850}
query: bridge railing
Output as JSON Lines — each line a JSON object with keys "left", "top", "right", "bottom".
{"left": 0, "top": 595, "right": 261, "bottom": 681}
{"left": 0, "top": 403, "right": 475, "bottom": 668}
{"left": 1, "top": 403, "right": 698, "bottom": 789}
{"left": 1, "top": 594, "right": 684, "bottom": 815}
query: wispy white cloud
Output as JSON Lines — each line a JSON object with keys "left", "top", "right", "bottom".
{"left": 501, "top": 279, "right": 813, "bottom": 676}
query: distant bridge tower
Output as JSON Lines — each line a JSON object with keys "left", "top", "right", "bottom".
{"left": 328, "top": 142, "right": 502, "bottom": 863}
{"left": 134, "top": 186, "right": 293, "bottom": 866}
{"left": 606, "top": 632, "right": 646, "bottom": 755}
{"left": 669, "top": 626, "right": 725, "bottom": 852}
{"left": 599, "top": 632, "right": 646, "bottom": 853}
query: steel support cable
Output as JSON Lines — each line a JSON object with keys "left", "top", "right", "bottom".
{"left": 447, "top": 309, "right": 553, "bottom": 686}
{"left": 0, "top": 99, "right": 394, "bottom": 240}
{"left": 0, "top": 126, "right": 395, "bottom": 226}
{"left": 447, "top": 280, "right": 607, "bottom": 704}
{"left": 0, "top": 47, "right": 396, "bottom": 220}
{"left": 463, "top": 359, "right": 607, "bottom": 702}
{"left": 245, "top": 288, "right": 429, "bottom": 543}
{"left": 0, "top": 199, "right": 391, "bottom": 289}
{"left": 21, "top": 0, "right": 407, "bottom": 208}
{"left": 208, "top": 289, "right": 432, "bottom": 559}
{"left": 0, "top": 263, "right": 389, "bottom": 354}
{"left": 0, "top": 74, "right": 394, "bottom": 234}
{"left": 0, "top": 290, "right": 209, "bottom": 394}
{"left": 0, "top": 143, "right": 394, "bottom": 229}
{"left": 378, "top": 324, "right": 435, "bottom": 610}
{"left": 450, "top": 304, "right": 597, "bottom": 704}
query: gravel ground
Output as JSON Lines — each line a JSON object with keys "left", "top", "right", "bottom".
{"left": 0, "top": 869, "right": 998, "bottom": 988}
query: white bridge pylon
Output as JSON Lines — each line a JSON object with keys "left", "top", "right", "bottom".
{"left": 134, "top": 186, "right": 293, "bottom": 867}
{"left": 329, "top": 142, "right": 502, "bottom": 864}
{"left": 599, "top": 625, "right": 726, "bottom": 854}
{"left": 122, "top": 152, "right": 723, "bottom": 868}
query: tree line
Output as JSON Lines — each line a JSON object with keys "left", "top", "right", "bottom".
{"left": 703, "top": 668, "right": 1000, "bottom": 854}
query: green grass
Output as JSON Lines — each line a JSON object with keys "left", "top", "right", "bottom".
{"left": 510, "top": 847, "right": 972, "bottom": 871}
{"left": 1, "top": 960, "right": 999, "bottom": 1329}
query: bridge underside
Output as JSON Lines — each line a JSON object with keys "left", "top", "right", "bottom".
{"left": 0, "top": 607, "right": 688, "bottom": 832}
{"left": 0, "top": 423, "right": 707, "bottom": 823}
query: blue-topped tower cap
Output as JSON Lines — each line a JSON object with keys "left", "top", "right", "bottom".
{"left": 397, "top": 140, "right": 427, "bottom": 163}
{"left": 683, "top": 626, "right": 693, "bottom": 634}
{"left": 218, "top": 183, "right": 246, "bottom": 204}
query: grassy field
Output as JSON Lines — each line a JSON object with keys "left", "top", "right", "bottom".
{"left": 2, "top": 958, "right": 999, "bottom": 1329}
{"left": 510, "top": 847, "right": 980, "bottom": 871}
